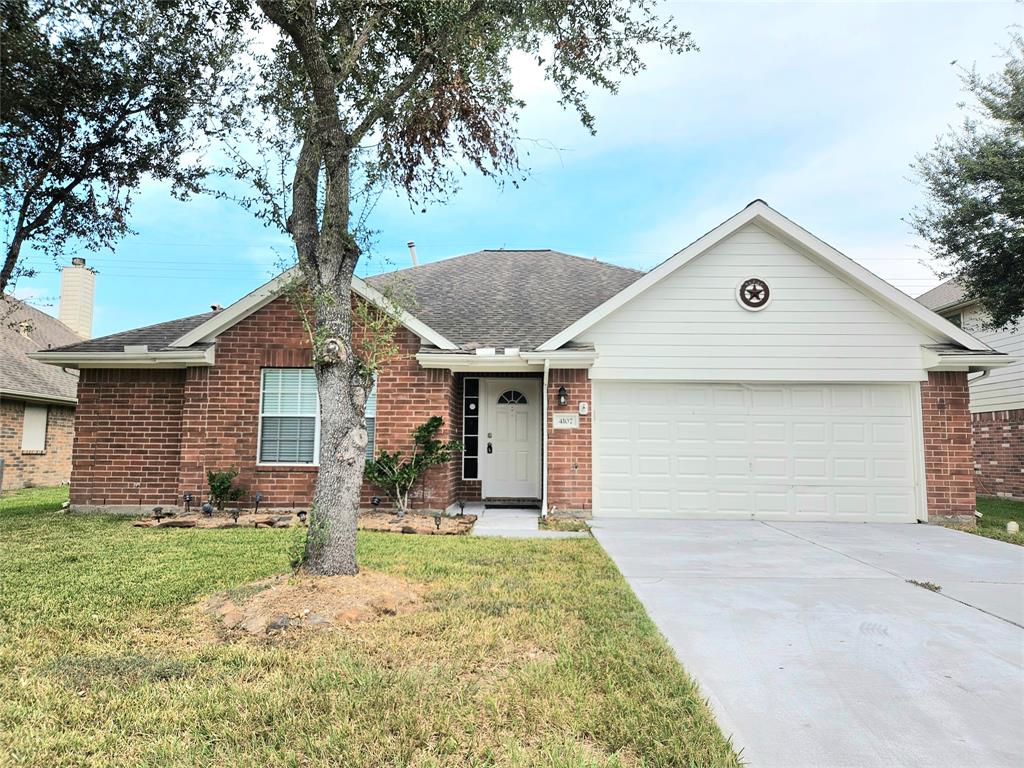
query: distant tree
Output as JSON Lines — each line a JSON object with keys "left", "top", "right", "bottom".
{"left": 244, "top": 0, "right": 696, "bottom": 576}
{"left": 910, "top": 35, "right": 1024, "bottom": 329}
{"left": 0, "top": 0, "right": 245, "bottom": 295}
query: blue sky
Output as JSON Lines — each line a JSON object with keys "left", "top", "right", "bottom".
{"left": 15, "top": 1, "right": 1023, "bottom": 338}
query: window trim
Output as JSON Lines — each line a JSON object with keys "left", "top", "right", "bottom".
{"left": 462, "top": 377, "right": 480, "bottom": 480}
{"left": 364, "top": 376, "right": 377, "bottom": 461}
{"left": 256, "top": 368, "right": 320, "bottom": 467}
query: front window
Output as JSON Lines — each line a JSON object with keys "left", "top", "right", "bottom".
{"left": 259, "top": 368, "right": 318, "bottom": 464}
{"left": 945, "top": 312, "right": 963, "bottom": 328}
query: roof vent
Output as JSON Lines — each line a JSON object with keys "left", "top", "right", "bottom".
{"left": 211, "top": 304, "right": 223, "bottom": 312}
{"left": 124, "top": 344, "right": 148, "bottom": 353}
{"left": 475, "top": 347, "right": 495, "bottom": 356}
{"left": 407, "top": 241, "right": 418, "bottom": 267}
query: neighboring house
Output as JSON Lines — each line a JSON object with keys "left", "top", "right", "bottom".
{"left": 918, "top": 280, "right": 1024, "bottom": 499}
{"left": 31, "top": 201, "right": 1010, "bottom": 523}
{"left": 1, "top": 258, "right": 95, "bottom": 490}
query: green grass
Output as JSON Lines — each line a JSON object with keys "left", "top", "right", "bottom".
{"left": 539, "top": 517, "right": 591, "bottom": 533}
{"left": 968, "top": 496, "right": 1024, "bottom": 546}
{"left": 0, "top": 487, "right": 738, "bottom": 768}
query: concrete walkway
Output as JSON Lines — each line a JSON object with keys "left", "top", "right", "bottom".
{"left": 468, "top": 506, "right": 588, "bottom": 539}
{"left": 591, "top": 519, "right": 1024, "bottom": 768}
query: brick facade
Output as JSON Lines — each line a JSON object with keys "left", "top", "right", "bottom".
{"left": 71, "top": 369, "right": 186, "bottom": 507}
{"left": 546, "top": 369, "right": 592, "bottom": 516}
{"left": 972, "top": 409, "right": 1024, "bottom": 500}
{"left": 921, "top": 371, "right": 976, "bottom": 523}
{"left": 69, "top": 296, "right": 458, "bottom": 512}
{"left": 0, "top": 399, "right": 75, "bottom": 490}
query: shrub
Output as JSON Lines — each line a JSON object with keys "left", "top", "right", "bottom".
{"left": 364, "top": 416, "right": 461, "bottom": 515}
{"left": 207, "top": 468, "right": 245, "bottom": 511}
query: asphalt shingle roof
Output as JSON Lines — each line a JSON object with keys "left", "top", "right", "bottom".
{"left": 44, "top": 311, "right": 217, "bottom": 354}
{"left": 42, "top": 249, "right": 642, "bottom": 356}
{"left": 0, "top": 296, "right": 82, "bottom": 401}
{"left": 917, "top": 279, "right": 968, "bottom": 312}
{"left": 367, "top": 249, "right": 643, "bottom": 350}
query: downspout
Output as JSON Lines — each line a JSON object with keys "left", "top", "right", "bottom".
{"left": 541, "top": 358, "right": 550, "bottom": 518}
{"left": 969, "top": 369, "right": 990, "bottom": 384}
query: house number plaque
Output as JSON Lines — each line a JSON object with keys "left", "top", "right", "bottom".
{"left": 552, "top": 412, "right": 580, "bottom": 429}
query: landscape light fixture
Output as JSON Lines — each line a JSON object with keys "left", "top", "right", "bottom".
{"left": 434, "top": 512, "right": 442, "bottom": 530}
{"left": 557, "top": 386, "right": 569, "bottom": 407}
{"left": 229, "top": 507, "right": 240, "bottom": 523}
{"left": 371, "top": 496, "right": 381, "bottom": 508}
{"left": 201, "top": 501, "right": 214, "bottom": 517}
{"left": 297, "top": 510, "right": 308, "bottom": 524}
{"left": 182, "top": 493, "right": 193, "bottom": 514}
{"left": 457, "top": 499, "right": 465, "bottom": 517}
{"left": 152, "top": 506, "right": 165, "bottom": 523}
{"left": 253, "top": 492, "right": 263, "bottom": 515}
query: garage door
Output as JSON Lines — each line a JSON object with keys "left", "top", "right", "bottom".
{"left": 593, "top": 382, "right": 921, "bottom": 522}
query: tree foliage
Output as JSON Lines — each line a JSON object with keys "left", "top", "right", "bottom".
{"left": 910, "top": 35, "right": 1024, "bottom": 329}
{"left": 0, "top": 0, "right": 245, "bottom": 294}
{"left": 222, "top": 0, "right": 696, "bottom": 575}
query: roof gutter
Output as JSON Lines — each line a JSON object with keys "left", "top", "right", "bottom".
{"left": 0, "top": 388, "right": 77, "bottom": 405}
{"left": 922, "top": 350, "right": 1015, "bottom": 372}
{"left": 416, "top": 349, "right": 597, "bottom": 372}
{"left": 27, "top": 345, "right": 216, "bottom": 369}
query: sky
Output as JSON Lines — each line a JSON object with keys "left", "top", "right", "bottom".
{"left": 13, "top": 1, "right": 1023, "bottom": 338}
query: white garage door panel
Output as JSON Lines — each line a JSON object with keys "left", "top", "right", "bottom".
{"left": 594, "top": 382, "right": 920, "bottom": 522}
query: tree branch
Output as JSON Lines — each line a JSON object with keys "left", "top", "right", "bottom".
{"left": 335, "top": 7, "right": 383, "bottom": 85}
{"left": 349, "top": 0, "right": 487, "bottom": 144}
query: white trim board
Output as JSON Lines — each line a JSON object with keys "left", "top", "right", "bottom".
{"left": 538, "top": 200, "right": 994, "bottom": 354}
{"left": 170, "top": 268, "right": 458, "bottom": 351}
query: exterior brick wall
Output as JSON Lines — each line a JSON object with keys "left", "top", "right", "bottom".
{"left": 546, "top": 369, "right": 592, "bottom": 516}
{"left": 972, "top": 409, "right": 1024, "bottom": 499}
{"left": 69, "top": 296, "right": 459, "bottom": 513}
{"left": 71, "top": 369, "right": 185, "bottom": 507}
{"left": 0, "top": 399, "right": 75, "bottom": 490}
{"left": 360, "top": 326, "right": 456, "bottom": 511}
{"left": 921, "top": 371, "right": 976, "bottom": 523}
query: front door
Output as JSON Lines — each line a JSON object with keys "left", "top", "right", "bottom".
{"left": 482, "top": 379, "right": 541, "bottom": 499}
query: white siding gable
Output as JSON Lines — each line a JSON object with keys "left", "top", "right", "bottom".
{"left": 581, "top": 223, "right": 940, "bottom": 382}
{"left": 959, "top": 303, "right": 1024, "bottom": 412}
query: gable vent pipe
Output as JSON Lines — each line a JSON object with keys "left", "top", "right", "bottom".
{"left": 407, "top": 241, "right": 418, "bottom": 267}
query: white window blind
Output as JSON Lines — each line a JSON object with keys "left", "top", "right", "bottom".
{"left": 259, "top": 369, "right": 318, "bottom": 464}
{"left": 21, "top": 405, "right": 47, "bottom": 452}
{"left": 365, "top": 378, "right": 377, "bottom": 460}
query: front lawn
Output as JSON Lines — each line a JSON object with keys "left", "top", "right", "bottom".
{"left": 972, "top": 495, "right": 1024, "bottom": 546}
{"left": 0, "top": 487, "right": 738, "bottom": 768}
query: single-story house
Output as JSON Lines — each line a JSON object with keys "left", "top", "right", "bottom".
{"left": 30, "top": 201, "right": 1012, "bottom": 522}
{"left": 1, "top": 258, "right": 95, "bottom": 490}
{"left": 917, "top": 279, "right": 1023, "bottom": 499}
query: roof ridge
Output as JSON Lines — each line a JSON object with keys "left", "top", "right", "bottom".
{"left": 366, "top": 247, "right": 644, "bottom": 280}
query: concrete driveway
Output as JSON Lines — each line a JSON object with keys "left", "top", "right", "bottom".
{"left": 590, "top": 519, "right": 1024, "bottom": 768}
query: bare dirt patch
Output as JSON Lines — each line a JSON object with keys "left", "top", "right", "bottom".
{"left": 203, "top": 571, "right": 426, "bottom": 638}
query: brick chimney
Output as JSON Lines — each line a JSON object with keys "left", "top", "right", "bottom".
{"left": 59, "top": 257, "right": 95, "bottom": 339}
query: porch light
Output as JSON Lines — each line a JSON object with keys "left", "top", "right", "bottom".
{"left": 557, "top": 386, "right": 569, "bottom": 407}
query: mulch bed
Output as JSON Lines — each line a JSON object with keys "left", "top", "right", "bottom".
{"left": 133, "top": 511, "right": 477, "bottom": 535}
{"left": 357, "top": 511, "right": 477, "bottom": 535}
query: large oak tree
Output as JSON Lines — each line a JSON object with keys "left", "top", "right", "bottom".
{"left": 242, "top": 0, "right": 695, "bottom": 575}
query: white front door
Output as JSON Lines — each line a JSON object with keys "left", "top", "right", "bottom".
{"left": 482, "top": 379, "right": 541, "bottom": 499}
